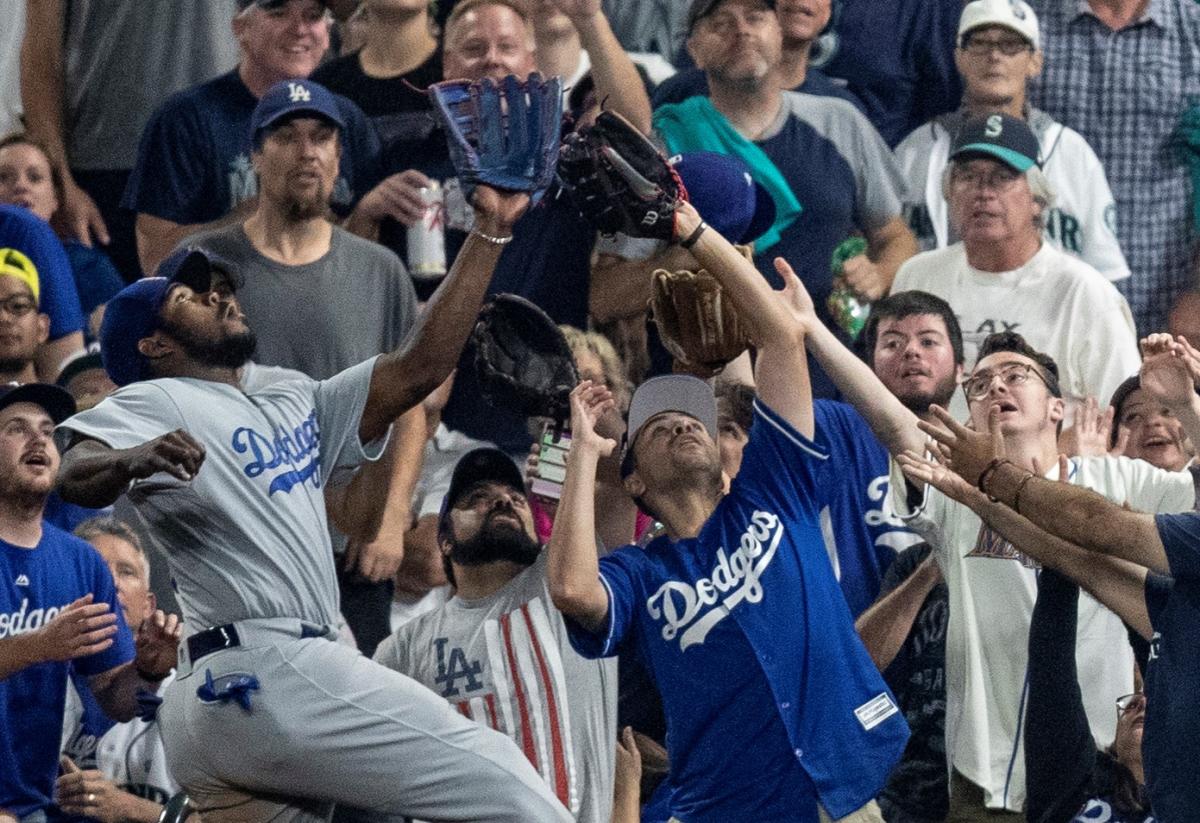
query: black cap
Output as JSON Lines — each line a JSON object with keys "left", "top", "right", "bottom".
{"left": 0, "top": 382, "right": 77, "bottom": 424}
{"left": 438, "top": 448, "right": 526, "bottom": 535}
{"left": 951, "top": 113, "right": 1040, "bottom": 171}
{"left": 56, "top": 352, "right": 105, "bottom": 389}
{"left": 688, "top": 0, "right": 776, "bottom": 33}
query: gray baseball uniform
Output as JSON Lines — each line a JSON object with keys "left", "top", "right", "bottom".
{"left": 56, "top": 359, "right": 572, "bottom": 823}
{"left": 375, "top": 552, "right": 618, "bottom": 823}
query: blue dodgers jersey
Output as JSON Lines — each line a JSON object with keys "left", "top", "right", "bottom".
{"left": 813, "top": 400, "right": 920, "bottom": 617}
{"left": 0, "top": 525, "right": 133, "bottom": 818}
{"left": 568, "top": 400, "right": 909, "bottom": 821}
{"left": 1144, "top": 515, "right": 1200, "bottom": 822}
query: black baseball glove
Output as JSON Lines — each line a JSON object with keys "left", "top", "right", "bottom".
{"left": 558, "top": 110, "right": 687, "bottom": 240}
{"left": 473, "top": 294, "right": 580, "bottom": 422}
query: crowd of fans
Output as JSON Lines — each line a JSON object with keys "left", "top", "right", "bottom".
{"left": 1, "top": 0, "right": 1199, "bottom": 820}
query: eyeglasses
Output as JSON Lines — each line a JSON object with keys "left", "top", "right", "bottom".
{"left": 0, "top": 295, "right": 38, "bottom": 318}
{"left": 1116, "top": 692, "right": 1145, "bottom": 716}
{"left": 961, "top": 34, "right": 1034, "bottom": 56}
{"left": 949, "top": 165, "right": 1024, "bottom": 192}
{"left": 962, "top": 362, "right": 1047, "bottom": 400}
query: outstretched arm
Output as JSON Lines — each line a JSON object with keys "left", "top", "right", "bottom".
{"left": 674, "top": 203, "right": 812, "bottom": 436}
{"left": 358, "top": 187, "right": 530, "bottom": 443}
{"left": 547, "top": 382, "right": 616, "bottom": 632}
{"left": 914, "top": 407, "right": 1170, "bottom": 574}
{"left": 855, "top": 552, "right": 942, "bottom": 671}
{"left": 553, "top": 0, "right": 652, "bottom": 133}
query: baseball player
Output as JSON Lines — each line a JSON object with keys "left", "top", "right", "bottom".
{"left": 546, "top": 198, "right": 909, "bottom": 822}
{"left": 54, "top": 184, "right": 572, "bottom": 822}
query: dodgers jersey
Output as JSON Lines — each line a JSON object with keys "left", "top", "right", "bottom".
{"left": 567, "top": 400, "right": 909, "bottom": 822}
{"left": 0, "top": 526, "right": 134, "bottom": 818}
{"left": 57, "top": 358, "right": 385, "bottom": 632}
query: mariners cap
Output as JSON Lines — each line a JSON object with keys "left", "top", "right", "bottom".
{"left": 0, "top": 248, "right": 40, "bottom": 304}
{"left": 0, "top": 382, "right": 76, "bottom": 424}
{"left": 438, "top": 448, "right": 526, "bottom": 536}
{"left": 99, "top": 249, "right": 218, "bottom": 387}
{"left": 620, "top": 375, "right": 718, "bottom": 478}
{"left": 958, "top": 0, "right": 1040, "bottom": 50}
{"left": 672, "top": 152, "right": 776, "bottom": 246}
{"left": 688, "top": 0, "right": 775, "bottom": 33}
{"left": 951, "top": 113, "right": 1040, "bottom": 172}
{"left": 250, "top": 79, "right": 345, "bottom": 147}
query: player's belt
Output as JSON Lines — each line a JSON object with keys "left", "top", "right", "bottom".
{"left": 186, "top": 620, "right": 331, "bottom": 665}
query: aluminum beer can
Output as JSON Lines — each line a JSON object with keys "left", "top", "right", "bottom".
{"left": 408, "top": 181, "right": 447, "bottom": 280}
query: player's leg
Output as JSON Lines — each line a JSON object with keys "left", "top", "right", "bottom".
{"left": 162, "top": 637, "right": 572, "bottom": 822}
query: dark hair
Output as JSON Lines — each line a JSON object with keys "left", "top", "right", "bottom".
{"left": 862, "top": 290, "right": 965, "bottom": 367}
{"left": 1107, "top": 374, "right": 1141, "bottom": 448}
{"left": 976, "top": 331, "right": 1062, "bottom": 399}
{"left": 0, "top": 133, "right": 66, "bottom": 211}
{"left": 715, "top": 380, "right": 754, "bottom": 434}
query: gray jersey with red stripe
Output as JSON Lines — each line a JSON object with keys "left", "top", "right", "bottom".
{"left": 374, "top": 552, "right": 618, "bottom": 823}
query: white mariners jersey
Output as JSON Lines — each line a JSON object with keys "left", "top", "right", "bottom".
{"left": 374, "top": 553, "right": 617, "bottom": 823}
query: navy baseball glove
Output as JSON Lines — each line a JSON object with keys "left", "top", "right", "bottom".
{"left": 429, "top": 73, "right": 563, "bottom": 203}
{"left": 558, "top": 110, "right": 687, "bottom": 240}
{"left": 473, "top": 294, "right": 579, "bottom": 423}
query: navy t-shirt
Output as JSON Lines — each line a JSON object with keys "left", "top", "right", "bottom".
{"left": 0, "top": 205, "right": 86, "bottom": 341}
{"left": 811, "top": 0, "right": 962, "bottom": 146}
{"left": 651, "top": 66, "right": 865, "bottom": 112}
{"left": 0, "top": 524, "right": 134, "bottom": 818}
{"left": 122, "top": 70, "right": 382, "bottom": 224}
{"left": 1144, "top": 514, "right": 1200, "bottom": 822}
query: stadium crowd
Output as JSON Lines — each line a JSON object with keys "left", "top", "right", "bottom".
{"left": 1, "top": 0, "right": 1199, "bottom": 821}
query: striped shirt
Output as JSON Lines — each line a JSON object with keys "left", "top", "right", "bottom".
{"left": 1029, "top": 0, "right": 1200, "bottom": 335}
{"left": 374, "top": 553, "right": 618, "bottom": 823}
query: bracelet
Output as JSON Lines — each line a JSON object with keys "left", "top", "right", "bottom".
{"left": 136, "top": 665, "right": 169, "bottom": 683}
{"left": 470, "top": 228, "right": 514, "bottom": 245}
{"left": 679, "top": 220, "right": 708, "bottom": 250}
{"left": 1012, "top": 471, "right": 1037, "bottom": 514}
{"left": 977, "top": 458, "right": 1010, "bottom": 495}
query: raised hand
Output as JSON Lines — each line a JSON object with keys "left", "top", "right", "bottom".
{"left": 133, "top": 609, "right": 181, "bottom": 680}
{"left": 546, "top": 0, "right": 602, "bottom": 23}
{"left": 774, "top": 257, "right": 818, "bottom": 335}
{"left": 897, "top": 448, "right": 987, "bottom": 508}
{"left": 121, "top": 430, "right": 205, "bottom": 482}
{"left": 1057, "top": 396, "right": 1113, "bottom": 457}
{"left": 917, "top": 404, "right": 1007, "bottom": 487}
{"left": 568, "top": 381, "right": 617, "bottom": 457}
{"left": 33, "top": 594, "right": 118, "bottom": 662}
{"left": 1139, "top": 334, "right": 1197, "bottom": 411}
{"left": 471, "top": 185, "right": 531, "bottom": 236}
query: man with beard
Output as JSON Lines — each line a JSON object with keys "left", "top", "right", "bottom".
{"left": 185, "top": 77, "right": 423, "bottom": 657}
{"left": 373, "top": 448, "right": 618, "bottom": 823}
{"left": 54, "top": 183, "right": 574, "bottom": 821}
{"left": 0, "top": 383, "right": 179, "bottom": 821}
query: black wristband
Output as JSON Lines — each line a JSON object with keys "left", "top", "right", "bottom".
{"left": 679, "top": 220, "right": 708, "bottom": 249}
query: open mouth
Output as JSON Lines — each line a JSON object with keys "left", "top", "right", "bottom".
{"left": 22, "top": 452, "right": 50, "bottom": 467}
{"left": 901, "top": 367, "right": 930, "bottom": 379}
{"left": 991, "top": 400, "right": 1019, "bottom": 413}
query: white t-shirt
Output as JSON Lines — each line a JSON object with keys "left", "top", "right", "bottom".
{"left": 892, "top": 242, "right": 1140, "bottom": 422}
{"left": 889, "top": 454, "right": 1195, "bottom": 812}
{"left": 895, "top": 109, "right": 1130, "bottom": 283}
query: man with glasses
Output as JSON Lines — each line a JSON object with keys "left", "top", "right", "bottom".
{"left": 785, "top": 275, "right": 1192, "bottom": 819}
{"left": 895, "top": 0, "right": 1129, "bottom": 284}
{"left": 0, "top": 245, "right": 52, "bottom": 386}
{"left": 890, "top": 111, "right": 1138, "bottom": 424}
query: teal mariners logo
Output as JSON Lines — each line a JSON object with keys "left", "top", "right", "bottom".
{"left": 232, "top": 411, "right": 322, "bottom": 495}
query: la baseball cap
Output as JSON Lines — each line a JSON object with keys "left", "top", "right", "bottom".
{"left": 0, "top": 248, "right": 40, "bottom": 304}
{"left": 250, "top": 79, "right": 346, "bottom": 147}
{"left": 438, "top": 448, "right": 526, "bottom": 536}
{"left": 620, "top": 375, "right": 718, "bottom": 478}
{"left": 688, "top": 0, "right": 775, "bottom": 33}
{"left": 951, "top": 113, "right": 1041, "bottom": 172}
{"left": 0, "top": 382, "right": 76, "bottom": 424}
{"left": 99, "top": 249, "right": 218, "bottom": 387}
{"left": 672, "top": 152, "right": 777, "bottom": 246}
{"left": 958, "top": 0, "right": 1040, "bottom": 50}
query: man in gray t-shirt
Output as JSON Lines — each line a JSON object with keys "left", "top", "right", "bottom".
{"left": 55, "top": 184, "right": 571, "bottom": 822}
{"left": 375, "top": 448, "right": 618, "bottom": 823}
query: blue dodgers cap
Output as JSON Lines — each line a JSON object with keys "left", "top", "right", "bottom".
{"left": 250, "top": 78, "right": 345, "bottom": 146}
{"left": 0, "top": 382, "right": 76, "bottom": 424}
{"left": 951, "top": 113, "right": 1040, "bottom": 172}
{"left": 620, "top": 375, "right": 718, "bottom": 478}
{"left": 672, "top": 152, "right": 777, "bottom": 246}
{"left": 99, "top": 249, "right": 216, "bottom": 387}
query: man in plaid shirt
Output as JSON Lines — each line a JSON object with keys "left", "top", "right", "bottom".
{"left": 1029, "top": 0, "right": 1200, "bottom": 336}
